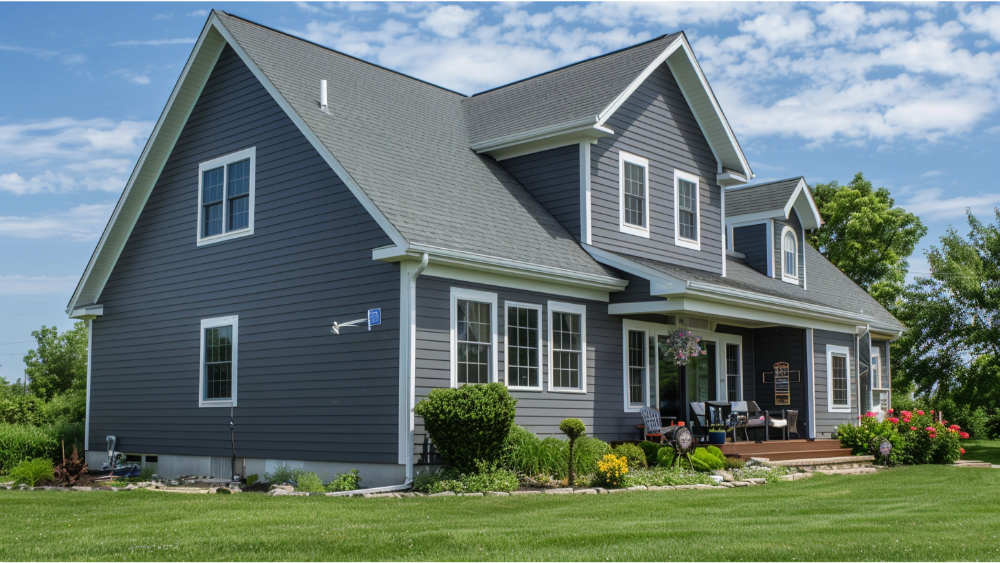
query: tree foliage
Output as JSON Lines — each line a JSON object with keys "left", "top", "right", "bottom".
{"left": 809, "top": 172, "right": 927, "bottom": 306}
{"left": 22, "top": 322, "right": 88, "bottom": 401}
{"left": 893, "top": 209, "right": 1000, "bottom": 414}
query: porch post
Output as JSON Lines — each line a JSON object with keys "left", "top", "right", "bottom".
{"left": 805, "top": 328, "right": 815, "bottom": 439}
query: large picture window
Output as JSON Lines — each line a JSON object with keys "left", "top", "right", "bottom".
{"left": 199, "top": 316, "right": 238, "bottom": 407}
{"left": 619, "top": 151, "right": 650, "bottom": 238}
{"left": 827, "top": 345, "right": 851, "bottom": 412}
{"left": 505, "top": 303, "right": 541, "bottom": 390}
{"left": 674, "top": 170, "right": 701, "bottom": 250}
{"left": 549, "top": 302, "right": 586, "bottom": 392}
{"left": 451, "top": 288, "right": 497, "bottom": 387}
{"left": 197, "top": 147, "right": 256, "bottom": 245}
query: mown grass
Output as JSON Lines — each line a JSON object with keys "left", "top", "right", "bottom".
{"left": 1, "top": 465, "right": 998, "bottom": 561}
{"left": 962, "top": 439, "right": 1000, "bottom": 464}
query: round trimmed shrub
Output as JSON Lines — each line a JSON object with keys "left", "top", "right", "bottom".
{"left": 414, "top": 382, "right": 517, "bottom": 473}
{"left": 612, "top": 442, "right": 647, "bottom": 469}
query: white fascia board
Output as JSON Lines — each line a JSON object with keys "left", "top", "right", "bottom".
{"left": 69, "top": 305, "right": 104, "bottom": 320}
{"left": 471, "top": 117, "right": 614, "bottom": 161}
{"left": 582, "top": 244, "right": 688, "bottom": 295}
{"left": 725, "top": 210, "right": 784, "bottom": 228}
{"left": 374, "top": 243, "right": 627, "bottom": 293}
{"left": 609, "top": 297, "right": 857, "bottom": 334}
{"left": 717, "top": 170, "right": 747, "bottom": 187}
{"left": 212, "top": 17, "right": 408, "bottom": 250}
{"left": 785, "top": 179, "right": 823, "bottom": 229}
{"left": 66, "top": 18, "right": 226, "bottom": 316}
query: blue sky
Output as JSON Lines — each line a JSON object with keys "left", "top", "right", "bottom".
{"left": 2, "top": 1, "right": 1000, "bottom": 382}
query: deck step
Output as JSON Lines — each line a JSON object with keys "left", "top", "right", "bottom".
{"left": 769, "top": 455, "right": 876, "bottom": 468}
{"left": 736, "top": 448, "right": 850, "bottom": 461}
{"left": 721, "top": 439, "right": 846, "bottom": 455}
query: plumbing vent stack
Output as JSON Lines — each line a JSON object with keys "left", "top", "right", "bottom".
{"left": 320, "top": 79, "right": 328, "bottom": 112}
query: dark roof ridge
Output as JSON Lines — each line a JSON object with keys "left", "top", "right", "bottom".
{"left": 725, "top": 176, "right": 805, "bottom": 192}
{"left": 468, "top": 32, "right": 682, "bottom": 98}
{"left": 216, "top": 10, "right": 468, "bottom": 97}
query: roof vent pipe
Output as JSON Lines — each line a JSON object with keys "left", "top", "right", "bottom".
{"left": 320, "top": 80, "right": 328, "bottom": 113}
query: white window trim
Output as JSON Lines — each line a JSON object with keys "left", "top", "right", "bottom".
{"left": 548, "top": 301, "right": 588, "bottom": 394}
{"left": 504, "top": 301, "right": 544, "bottom": 392}
{"left": 199, "top": 315, "right": 238, "bottom": 408}
{"left": 196, "top": 147, "right": 256, "bottom": 246}
{"left": 827, "top": 344, "right": 851, "bottom": 413}
{"left": 450, "top": 287, "right": 499, "bottom": 388}
{"left": 618, "top": 151, "right": 650, "bottom": 238}
{"left": 622, "top": 320, "right": 649, "bottom": 412}
{"left": 673, "top": 169, "right": 701, "bottom": 250}
{"left": 781, "top": 225, "right": 799, "bottom": 284}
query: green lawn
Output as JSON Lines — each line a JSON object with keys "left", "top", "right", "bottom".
{"left": 963, "top": 440, "right": 1000, "bottom": 465}
{"left": 1, "top": 466, "right": 998, "bottom": 561}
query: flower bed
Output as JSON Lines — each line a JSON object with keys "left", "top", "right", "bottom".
{"left": 836, "top": 409, "right": 967, "bottom": 465}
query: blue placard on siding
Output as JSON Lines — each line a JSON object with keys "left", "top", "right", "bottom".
{"left": 368, "top": 308, "right": 381, "bottom": 328}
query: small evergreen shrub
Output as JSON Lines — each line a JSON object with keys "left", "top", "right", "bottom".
{"left": 612, "top": 443, "right": 647, "bottom": 469}
{"left": 593, "top": 454, "right": 629, "bottom": 488}
{"left": 325, "top": 469, "right": 361, "bottom": 492}
{"left": 0, "top": 423, "right": 58, "bottom": 472}
{"left": 573, "top": 436, "right": 611, "bottom": 477}
{"left": 294, "top": 471, "right": 325, "bottom": 493}
{"left": 414, "top": 382, "right": 517, "bottom": 473}
{"left": 9, "top": 457, "right": 55, "bottom": 487}
{"left": 137, "top": 466, "right": 154, "bottom": 482}
{"left": 656, "top": 447, "right": 676, "bottom": 468}
{"left": 559, "top": 418, "right": 586, "bottom": 485}
{"left": 245, "top": 474, "right": 258, "bottom": 486}
{"left": 265, "top": 463, "right": 296, "bottom": 485}
{"left": 638, "top": 441, "right": 662, "bottom": 466}
{"left": 690, "top": 448, "right": 724, "bottom": 472}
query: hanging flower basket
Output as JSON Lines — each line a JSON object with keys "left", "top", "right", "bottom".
{"left": 659, "top": 328, "right": 706, "bottom": 366}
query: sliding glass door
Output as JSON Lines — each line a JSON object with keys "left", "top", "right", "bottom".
{"left": 657, "top": 337, "right": 716, "bottom": 425}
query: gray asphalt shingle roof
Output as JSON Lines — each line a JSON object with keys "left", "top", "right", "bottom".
{"left": 217, "top": 12, "right": 612, "bottom": 278}
{"left": 462, "top": 33, "right": 682, "bottom": 146}
{"left": 726, "top": 177, "right": 802, "bottom": 217}
{"left": 613, "top": 246, "right": 902, "bottom": 331}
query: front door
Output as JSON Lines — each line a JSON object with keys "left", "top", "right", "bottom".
{"left": 658, "top": 338, "right": 717, "bottom": 426}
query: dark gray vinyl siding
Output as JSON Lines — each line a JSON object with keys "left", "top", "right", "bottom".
{"left": 608, "top": 270, "right": 667, "bottom": 304}
{"left": 733, "top": 223, "right": 768, "bottom": 276}
{"left": 414, "top": 276, "right": 640, "bottom": 463}
{"left": 89, "top": 45, "right": 400, "bottom": 464}
{"left": 813, "top": 329, "right": 858, "bottom": 438}
{"left": 775, "top": 210, "right": 806, "bottom": 288}
{"left": 715, "top": 325, "right": 755, "bottom": 402}
{"left": 501, "top": 145, "right": 581, "bottom": 239}
{"left": 590, "top": 64, "right": 723, "bottom": 273}
{"left": 749, "top": 327, "right": 808, "bottom": 438}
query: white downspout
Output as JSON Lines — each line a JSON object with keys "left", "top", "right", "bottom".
{"left": 404, "top": 253, "right": 429, "bottom": 483}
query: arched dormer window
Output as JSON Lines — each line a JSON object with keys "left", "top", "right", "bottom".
{"left": 781, "top": 226, "right": 798, "bottom": 283}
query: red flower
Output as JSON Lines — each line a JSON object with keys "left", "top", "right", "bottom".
{"left": 917, "top": 410, "right": 925, "bottom": 415}
{"left": 961, "top": 448, "right": 966, "bottom": 455}
{"left": 890, "top": 417, "right": 899, "bottom": 424}
{"left": 925, "top": 426, "right": 935, "bottom": 432}
{"left": 910, "top": 426, "right": 917, "bottom": 431}
{"left": 865, "top": 412, "right": 877, "bottom": 418}
{"left": 960, "top": 432, "right": 970, "bottom": 439}
{"left": 931, "top": 410, "right": 935, "bottom": 414}
{"left": 888, "top": 409, "right": 894, "bottom": 414}
{"left": 949, "top": 424, "right": 961, "bottom": 431}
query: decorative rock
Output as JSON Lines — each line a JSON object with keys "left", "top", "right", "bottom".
{"left": 732, "top": 481, "right": 750, "bottom": 487}
{"left": 573, "top": 488, "right": 598, "bottom": 494}
{"left": 459, "top": 492, "right": 484, "bottom": 497}
{"left": 719, "top": 482, "right": 736, "bottom": 488}
{"left": 71, "top": 486, "right": 93, "bottom": 492}
{"left": 692, "top": 484, "right": 716, "bottom": 489}
{"left": 626, "top": 485, "right": 648, "bottom": 491}
{"left": 510, "top": 490, "right": 541, "bottom": 495}
{"left": 605, "top": 488, "right": 629, "bottom": 494}
{"left": 429, "top": 491, "right": 455, "bottom": 497}
{"left": 413, "top": 492, "right": 427, "bottom": 497}
{"left": 398, "top": 492, "right": 417, "bottom": 497}
{"left": 778, "top": 475, "right": 794, "bottom": 482}
{"left": 544, "top": 488, "right": 573, "bottom": 495}
{"left": 646, "top": 486, "right": 675, "bottom": 491}
{"left": 268, "top": 484, "right": 294, "bottom": 493}
{"left": 485, "top": 491, "right": 509, "bottom": 496}
{"left": 364, "top": 492, "right": 397, "bottom": 498}
{"left": 793, "top": 472, "right": 813, "bottom": 480}
{"left": 746, "top": 478, "right": 766, "bottom": 485}
{"left": 592, "top": 488, "right": 608, "bottom": 494}
{"left": 721, "top": 472, "right": 735, "bottom": 482}
{"left": 673, "top": 484, "right": 699, "bottom": 490}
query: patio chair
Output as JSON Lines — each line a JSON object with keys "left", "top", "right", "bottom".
{"left": 766, "top": 409, "right": 799, "bottom": 440}
{"left": 689, "top": 402, "right": 708, "bottom": 441}
{"left": 639, "top": 406, "right": 663, "bottom": 443}
{"left": 730, "top": 401, "right": 749, "bottom": 442}
{"left": 743, "top": 401, "right": 767, "bottom": 441}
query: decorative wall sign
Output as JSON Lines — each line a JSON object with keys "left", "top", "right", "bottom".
{"left": 331, "top": 308, "right": 382, "bottom": 335}
{"left": 773, "top": 362, "right": 791, "bottom": 406}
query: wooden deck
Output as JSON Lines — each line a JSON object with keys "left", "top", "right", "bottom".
{"left": 720, "top": 439, "right": 852, "bottom": 462}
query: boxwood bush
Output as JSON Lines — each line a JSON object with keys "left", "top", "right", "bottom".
{"left": 414, "top": 382, "right": 517, "bottom": 473}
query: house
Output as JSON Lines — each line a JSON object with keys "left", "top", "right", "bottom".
{"left": 67, "top": 11, "right": 902, "bottom": 486}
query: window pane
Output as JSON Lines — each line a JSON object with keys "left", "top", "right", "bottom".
{"left": 228, "top": 196, "right": 249, "bottom": 231}
{"left": 203, "top": 202, "right": 223, "bottom": 237}
{"left": 627, "top": 330, "right": 645, "bottom": 405}
{"left": 227, "top": 159, "right": 250, "bottom": 197}
{"left": 507, "top": 306, "right": 539, "bottom": 387}
{"left": 832, "top": 354, "right": 848, "bottom": 406}
{"left": 457, "top": 300, "right": 491, "bottom": 385}
{"left": 204, "top": 326, "right": 233, "bottom": 400}
{"left": 624, "top": 162, "right": 645, "bottom": 227}
{"left": 202, "top": 167, "right": 224, "bottom": 204}
{"left": 784, "top": 232, "right": 797, "bottom": 276}
{"left": 552, "top": 312, "right": 583, "bottom": 389}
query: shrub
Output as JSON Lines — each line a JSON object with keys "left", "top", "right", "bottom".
{"left": 690, "top": 448, "right": 724, "bottom": 472}
{"left": 265, "top": 463, "right": 296, "bottom": 485}
{"left": 294, "top": 471, "right": 325, "bottom": 493}
{"left": 0, "top": 423, "right": 58, "bottom": 472}
{"left": 594, "top": 454, "right": 629, "bottom": 488}
{"left": 500, "top": 426, "right": 610, "bottom": 480}
{"left": 837, "top": 410, "right": 966, "bottom": 465}
{"left": 45, "top": 421, "right": 85, "bottom": 454}
{"left": 9, "top": 457, "right": 55, "bottom": 487}
{"left": 414, "top": 382, "right": 517, "bottom": 473}
{"left": 0, "top": 395, "right": 45, "bottom": 426}
{"left": 612, "top": 443, "right": 647, "bottom": 469}
{"left": 638, "top": 441, "right": 662, "bottom": 466}
{"left": 573, "top": 436, "right": 611, "bottom": 477}
{"left": 413, "top": 462, "right": 518, "bottom": 494}
{"left": 39, "top": 389, "right": 86, "bottom": 425}
{"left": 656, "top": 447, "right": 676, "bottom": 469}
{"left": 325, "top": 469, "right": 361, "bottom": 492}
{"left": 53, "top": 444, "right": 88, "bottom": 486}
{"left": 137, "top": 466, "right": 154, "bottom": 482}
{"left": 723, "top": 456, "right": 745, "bottom": 470}
{"left": 559, "top": 418, "right": 586, "bottom": 485}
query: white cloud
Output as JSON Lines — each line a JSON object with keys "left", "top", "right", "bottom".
{"left": 921, "top": 170, "right": 944, "bottom": 178}
{"left": 959, "top": 4, "right": 1000, "bottom": 42}
{"left": 0, "top": 202, "right": 116, "bottom": 241}
{"left": 187, "top": 10, "right": 209, "bottom": 18}
{"left": 902, "top": 188, "right": 1000, "bottom": 220}
{"left": 420, "top": 5, "right": 479, "bottom": 39}
{"left": 110, "top": 38, "right": 197, "bottom": 47}
{"left": 0, "top": 275, "right": 80, "bottom": 296}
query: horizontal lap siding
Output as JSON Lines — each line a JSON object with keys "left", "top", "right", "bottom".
{"left": 749, "top": 327, "right": 808, "bottom": 438}
{"left": 502, "top": 145, "right": 580, "bottom": 238}
{"left": 590, "top": 64, "right": 723, "bottom": 274}
{"left": 89, "top": 45, "right": 400, "bottom": 464}
{"left": 414, "top": 276, "right": 636, "bottom": 463}
{"left": 734, "top": 224, "right": 768, "bottom": 276}
{"left": 813, "top": 329, "right": 857, "bottom": 438}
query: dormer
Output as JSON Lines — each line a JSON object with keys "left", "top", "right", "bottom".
{"left": 725, "top": 177, "right": 822, "bottom": 289}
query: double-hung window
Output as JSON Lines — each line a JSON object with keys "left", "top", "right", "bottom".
{"left": 674, "top": 170, "right": 700, "bottom": 250}
{"left": 451, "top": 288, "right": 497, "bottom": 386}
{"left": 199, "top": 316, "right": 238, "bottom": 407}
{"left": 781, "top": 225, "right": 798, "bottom": 283}
{"left": 625, "top": 328, "right": 647, "bottom": 410}
{"left": 619, "top": 151, "right": 650, "bottom": 238}
{"left": 827, "top": 345, "right": 851, "bottom": 412}
{"left": 197, "top": 147, "right": 256, "bottom": 245}
{"left": 726, "top": 343, "right": 741, "bottom": 401}
{"left": 505, "top": 303, "right": 541, "bottom": 390}
{"left": 549, "top": 302, "right": 586, "bottom": 392}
